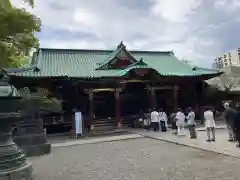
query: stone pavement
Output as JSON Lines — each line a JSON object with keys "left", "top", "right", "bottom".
{"left": 131, "top": 128, "right": 240, "bottom": 158}
{"left": 49, "top": 124, "right": 227, "bottom": 149}
{"left": 196, "top": 124, "right": 227, "bottom": 131}
{"left": 30, "top": 138, "right": 240, "bottom": 180}
{"left": 51, "top": 133, "right": 143, "bottom": 148}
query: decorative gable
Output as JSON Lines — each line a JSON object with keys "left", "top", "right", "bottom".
{"left": 127, "top": 58, "right": 148, "bottom": 67}
{"left": 96, "top": 41, "right": 138, "bottom": 70}
{"left": 122, "top": 59, "right": 158, "bottom": 77}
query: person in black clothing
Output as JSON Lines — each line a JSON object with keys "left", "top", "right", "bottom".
{"left": 234, "top": 103, "right": 240, "bottom": 147}
{"left": 170, "top": 110, "right": 177, "bottom": 134}
{"left": 224, "top": 102, "right": 237, "bottom": 141}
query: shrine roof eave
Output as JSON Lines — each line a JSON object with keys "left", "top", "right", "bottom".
{"left": 194, "top": 71, "right": 223, "bottom": 81}
{"left": 6, "top": 71, "right": 222, "bottom": 80}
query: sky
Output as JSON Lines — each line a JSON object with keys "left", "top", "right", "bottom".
{"left": 11, "top": 0, "right": 240, "bottom": 68}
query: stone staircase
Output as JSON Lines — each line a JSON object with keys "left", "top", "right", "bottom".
{"left": 91, "top": 118, "right": 117, "bottom": 133}
{"left": 85, "top": 116, "right": 136, "bottom": 136}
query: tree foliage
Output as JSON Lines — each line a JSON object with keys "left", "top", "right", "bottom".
{"left": 0, "top": 0, "right": 40, "bottom": 68}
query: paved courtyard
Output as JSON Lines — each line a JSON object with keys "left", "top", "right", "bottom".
{"left": 29, "top": 137, "right": 240, "bottom": 180}
{"left": 132, "top": 128, "right": 240, "bottom": 158}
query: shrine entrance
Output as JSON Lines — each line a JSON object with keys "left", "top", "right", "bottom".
{"left": 94, "top": 91, "right": 115, "bottom": 119}
{"left": 121, "top": 82, "right": 149, "bottom": 116}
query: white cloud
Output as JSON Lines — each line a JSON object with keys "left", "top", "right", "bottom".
{"left": 150, "top": 0, "right": 202, "bottom": 22}
{"left": 10, "top": 0, "right": 240, "bottom": 68}
{"left": 41, "top": 39, "right": 106, "bottom": 49}
{"left": 214, "top": 0, "right": 240, "bottom": 11}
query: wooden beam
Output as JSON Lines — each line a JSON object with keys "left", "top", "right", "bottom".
{"left": 92, "top": 88, "right": 115, "bottom": 92}
{"left": 145, "top": 86, "right": 180, "bottom": 90}
{"left": 84, "top": 88, "right": 122, "bottom": 93}
{"left": 118, "top": 79, "right": 149, "bottom": 83}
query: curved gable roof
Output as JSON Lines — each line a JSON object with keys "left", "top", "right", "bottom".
{"left": 6, "top": 42, "right": 221, "bottom": 79}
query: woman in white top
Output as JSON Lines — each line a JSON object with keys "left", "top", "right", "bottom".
{"left": 175, "top": 108, "right": 186, "bottom": 136}
{"left": 151, "top": 109, "right": 160, "bottom": 132}
{"left": 204, "top": 107, "right": 216, "bottom": 142}
{"left": 159, "top": 109, "right": 168, "bottom": 132}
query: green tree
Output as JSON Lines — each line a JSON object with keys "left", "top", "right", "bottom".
{"left": 0, "top": 0, "right": 11, "bottom": 9}
{"left": 0, "top": 0, "right": 40, "bottom": 68}
{"left": 0, "top": 0, "right": 34, "bottom": 10}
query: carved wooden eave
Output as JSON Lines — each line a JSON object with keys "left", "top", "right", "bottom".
{"left": 84, "top": 88, "right": 122, "bottom": 93}
{"left": 144, "top": 86, "right": 180, "bottom": 91}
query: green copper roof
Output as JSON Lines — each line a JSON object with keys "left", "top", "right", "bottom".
{"left": 7, "top": 42, "right": 221, "bottom": 79}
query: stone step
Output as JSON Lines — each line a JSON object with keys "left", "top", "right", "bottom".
{"left": 91, "top": 125, "right": 116, "bottom": 131}
{"left": 84, "top": 130, "right": 132, "bottom": 138}
{"left": 93, "top": 119, "right": 131, "bottom": 123}
{"left": 93, "top": 121, "right": 116, "bottom": 126}
{"left": 93, "top": 123, "right": 131, "bottom": 130}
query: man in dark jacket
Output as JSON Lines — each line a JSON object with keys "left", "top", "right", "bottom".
{"left": 234, "top": 103, "right": 240, "bottom": 147}
{"left": 224, "top": 102, "right": 237, "bottom": 141}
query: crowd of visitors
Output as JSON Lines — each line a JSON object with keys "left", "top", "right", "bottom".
{"left": 140, "top": 102, "right": 240, "bottom": 148}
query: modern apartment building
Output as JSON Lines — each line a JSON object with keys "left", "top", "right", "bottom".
{"left": 213, "top": 48, "right": 240, "bottom": 70}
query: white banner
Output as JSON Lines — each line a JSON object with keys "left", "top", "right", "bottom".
{"left": 75, "top": 111, "right": 82, "bottom": 136}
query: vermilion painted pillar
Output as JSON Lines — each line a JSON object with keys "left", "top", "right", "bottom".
{"left": 89, "top": 90, "right": 94, "bottom": 130}
{"left": 173, "top": 85, "right": 178, "bottom": 110}
{"left": 115, "top": 89, "right": 121, "bottom": 128}
{"left": 150, "top": 88, "right": 156, "bottom": 109}
{"left": 70, "top": 113, "right": 76, "bottom": 138}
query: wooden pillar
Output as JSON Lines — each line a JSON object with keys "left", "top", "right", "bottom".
{"left": 115, "top": 88, "right": 121, "bottom": 128}
{"left": 70, "top": 86, "right": 78, "bottom": 137}
{"left": 70, "top": 113, "right": 76, "bottom": 137}
{"left": 59, "top": 98, "right": 64, "bottom": 123}
{"left": 147, "top": 86, "right": 156, "bottom": 109}
{"left": 193, "top": 87, "right": 199, "bottom": 111}
{"left": 173, "top": 85, "right": 178, "bottom": 110}
{"left": 70, "top": 104, "right": 79, "bottom": 138}
{"left": 89, "top": 89, "right": 94, "bottom": 130}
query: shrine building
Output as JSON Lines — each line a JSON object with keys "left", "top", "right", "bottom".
{"left": 5, "top": 41, "right": 221, "bottom": 135}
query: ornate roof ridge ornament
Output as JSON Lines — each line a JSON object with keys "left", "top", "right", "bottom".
{"left": 96, "top": 41, "right": 137, "bottom": 70}
{"left": 117, "top": 41, "right": 126, "bottom": 49}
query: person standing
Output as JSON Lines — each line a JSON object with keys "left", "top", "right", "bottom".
{"left": 159, "top": 109, "right": 168, "bottom": 132}
{"left": 175, "top": 108, "right": 186, "bottom": 136}
{"left": 186, "top": 107, "right": 197, "bottom": 139}
{"left": 233, "top": 103, "right": 240, "bottom": 147}
{"left": 143, "top": 112, "right": 151, "bottom": 131}
{"left": 204, "top": 107, "right": 216, "bottom": 142}
{"left": 170, "top": 111, "right": 177, "bottom": 134}
{"left": 151, "top": 109, "right": 159, "bottom": 132}
{"left": 223, "top": 102, "right": 237, "bottom": 142}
